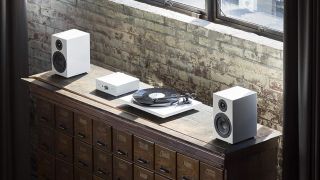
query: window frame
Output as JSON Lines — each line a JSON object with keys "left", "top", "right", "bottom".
{"left": 136, "top": 0, "right": 283, "bottom": 41}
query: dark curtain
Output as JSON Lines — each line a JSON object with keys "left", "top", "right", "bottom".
{"left": 0, "top": 0, "right": 29, "bottom": 180}
{"left": 283, "top": 0, "right": 320, "bottom": 179}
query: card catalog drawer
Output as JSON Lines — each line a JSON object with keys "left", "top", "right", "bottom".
{"left": 55, "top": 131, "right": 73, "bottom": 163}
{"left": 134, "top": 136, "right": 154, "bottom": 170}
{"left": 177, "top": 154, "right": 199, "bottom": 180}
{"left": 134, "top": 165, "right": 154, "bottom": 180}
{"left": 200, "top": 162, "right": 223, "bottom": 180}
{"left": 75, "top": 114, "right": 92, "bottom": 144}
{"left": 93, "top": 148, "right": 112, "bottom": 179}
{"left": 55, "top": 106, "right": 73, "bottom": 135}
{"left": 93, "top": 120, "right": 112, "bottom": 152}
{"left": 75, "top": 140, "right": 93, "bottom": 173}
{"left": 74, "top": 167, "right": 92, "bottom": 180}
{"left": 155, "top": 145, "right": 176, "bottom": 179}
{"left": 36, "top": 98, "right": 54, "bottom": 128}
{"left": 37, "top": 150, "right": 55, "bottom": 180}
{"left": 38, "top": 126, "right": 54, "bottom": 154}
{"left": 113, "top": 129, "right": 133, "bottom": 161}
{"left": 113, "top": 156, "right": 133, "bottom": 180}
{"left": 55, "top": 159, "right": 74, "bottom": 180}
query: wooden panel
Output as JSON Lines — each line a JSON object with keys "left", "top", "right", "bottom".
{"left": 55, "top": 106, "right": 74, "bottom": 135}
{"left": 113, "top": 156, "right": 133, "bottom": 180}
{"left": 74, "top": 167, "right": 92, "bottom": 180}
{"left": 75, "top": 140, "right": 93, "bottom": 173}
{"left": 55, "top": 159, "right": 74, "bottom": 180}
{"left": 177, "top": 154, "right": 199, "bottom": 180}
{"left": 155, "top": 174, "right": 170, "bottom": 180}
{"left": 36, "top": 98, "right": 54, "bottom": 128}
{"left": 113, "top": 129, "right": 133, "bottom": 161}
{"left": 37, "top": 150, "right": 55, "bottom": 180}
{"left": 200, "top": 162, "right": 223, "bottom": 180}
{"left": 93, "top": 120, "right": 112, "bottom": 152}
{"left": 55, "top": 131, "right": 73, "bottom": 163}
{"left": 38, "top": 126, "right": 55, "bottom": 155}
{"left": 93, "top": 176, "right": 104, "bottom": 180}
{"left": 134, "top": 165, "right": 154, "bottom": 180}
{"left": 134, "top": 136, "right": 154, "bottom": 170}
{"left": 75, "top": 114, "right": 93, "bottom": 144}
{"left": 93, "top": 148, "right": 112, "bottom": 179}
{"left": 155, "top": 145, "right": 176, "bottom": 179}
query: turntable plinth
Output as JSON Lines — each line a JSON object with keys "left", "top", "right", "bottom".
{"left": 25, "top": 64, "right": 281, "bottom": 180}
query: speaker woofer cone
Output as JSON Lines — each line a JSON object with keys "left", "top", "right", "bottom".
{"left": 214, "top": 113, "right": 231, "bottom": 138}
{"left": 52, "top": 51, "right": 66, "bottom": 73}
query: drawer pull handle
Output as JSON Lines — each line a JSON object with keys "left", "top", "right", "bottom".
{"left": 78, "top": 160, "right": 88, "bottom": 167}
{"left": 97, "top": 169, "right": 106, "bottom": 175}
{"left": 77, "top": 133, "right": 85, "bottom": 139}
{"left": 182, "top": 176, "right": 190, "bottom": 180}
{"left": 58, "top": 124, "right": 67, "bottom": 130}
{"left": 117, "top": 150, "right": 127, "bottom": 156}
{"left": 159, "top": 167, "right": 170, "bottom": 174}
{"left": 137, "top": 158, "right": 148, "bottom": 164}
{"left": 96, "top": 141, "right": 106, "bottom": 147}
{"left": 40, "top": 117, "right": 48, "bottom": 122}
{"left": 58, "top": 152, "right": 66, "bottom": 158}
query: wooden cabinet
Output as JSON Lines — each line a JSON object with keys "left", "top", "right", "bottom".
{"left": 177, "top": 154, "right": 199, "bottom": 180}
{"left": 93, "top": 148, "right": 112, "bottom": 179}
{"left": 55, "top": 131, "right": 73, "bottom": 163}
{"left": 74, "top": 114, "right": 92, "bottom": 144}
{"left": 27, "top": 67, "right": 281, "bottom": 180}
{"left": 113, "top": 156, "right": 133, "bottom": 180}
{"left": 134, "top": 136, "right": 154, "bottom": 170}
{"left": 134, "top": 165, "right": 154, "bottom": 180}
{"left": 155, "top": 145, "right": 176, "bottom": 179}
{"left": 93, "top": 120, "right": 112, "bottom": 152}
{"left": 55, "top": 106, "right": 73, "bottom": 135}
{"left": 113, "top": 129, "right": 133, "bottom": 161}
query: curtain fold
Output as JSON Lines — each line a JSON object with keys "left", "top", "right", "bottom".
{"left": 283, "top": 0, "right": 320, "bottom": 179}
{"left": 0, "top": 0, "right": 29, "bottom": 180}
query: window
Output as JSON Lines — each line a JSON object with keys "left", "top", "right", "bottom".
{"left": 137, "top": 0, "right": 284, "bottom": 40}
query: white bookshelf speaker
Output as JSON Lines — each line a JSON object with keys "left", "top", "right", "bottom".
{"left": 213, "top": 86, "right": 257, "bottom": 144}
{"left": 51, "top": 29, "right": 90, "bottom": 78}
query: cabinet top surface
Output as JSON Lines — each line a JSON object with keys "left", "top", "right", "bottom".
{"left": 29, "top": 65, "right": 281, "bottom": 155}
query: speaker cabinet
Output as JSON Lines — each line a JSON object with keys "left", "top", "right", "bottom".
{"left": 213, "top": 86, "right": 257, "bottom": 144}
{"left": 51, "top": 29, "right": 90, "bottom": 78}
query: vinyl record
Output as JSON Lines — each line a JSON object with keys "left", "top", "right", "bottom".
{"left": 132, "top": 88, "right": 179, "bottom": 107}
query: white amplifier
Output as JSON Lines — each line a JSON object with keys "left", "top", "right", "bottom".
{"left": 96, "top": 72, "right": 140, "bottom": 96}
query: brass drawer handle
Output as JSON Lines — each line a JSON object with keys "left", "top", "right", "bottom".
{"left": 159, "top": 167, "right": 170, "bottom": 174}
{"left": 40, "top": 117, "right": 48, "bottom": 122}
{"left": 77, "top": 132, "right": 85, "bottom": 139}
{"left": 137, "top": 158, "right": 148, "bottom": 164}
{"left": 58, "top": 124, "right": 67, "bottom": 130}
{"left": 78, "top": 160, "right": 88, "bottom": 167}
{"left": 96, "top": 141, "right": 106, "bottom": 147}
{"left": 117, "top": 150, "right": 127, "bottom": 156}
{"left": 182, "top": 176, "right": 190, "bottom": 180}
{"left": 97, "top": 168, "right": 106, "bottom": 175}
{"left": 58, "top": 152, "right": 66, "bottom": 158}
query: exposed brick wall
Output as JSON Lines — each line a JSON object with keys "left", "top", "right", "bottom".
{"left": 27, "top": 0, "right": 283, "bottom": 177}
